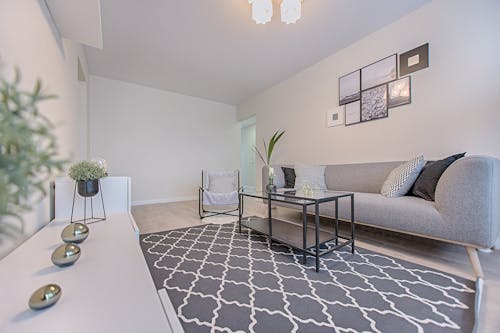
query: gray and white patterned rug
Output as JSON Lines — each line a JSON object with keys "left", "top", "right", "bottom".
{"left": 140, "top": 222, "right": 476, "bottom": 333}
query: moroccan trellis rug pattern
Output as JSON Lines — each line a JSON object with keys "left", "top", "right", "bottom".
{"left": 140, "top": 222, "right": 476, "bottom": 333}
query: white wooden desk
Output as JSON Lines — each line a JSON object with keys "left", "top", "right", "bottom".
{"left": 0, "top": 177, "right": 177, "bottom": 333}
{"left": 0, "top": 213, "right": 172, "bottom": 333}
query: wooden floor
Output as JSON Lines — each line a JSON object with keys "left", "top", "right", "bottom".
{"left": 132, "top": 199, "right": 500, "bottom": 332}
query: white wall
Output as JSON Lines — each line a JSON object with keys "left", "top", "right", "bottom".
{"left": 88, "top": 76, "right": 240, "bottom": 205}
{"left": 238, "top": 0, "right": 500, "bottom": 188}
{"left": 0, "top": 0, "right": 88, "bottom": 256}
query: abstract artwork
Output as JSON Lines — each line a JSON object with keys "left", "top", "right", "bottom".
{"left": 361, "top": 54, "right": 397, "bottom": 90}
{"left": 339, "top": 70, "right": 360, "bottom": 105}
{"left": 345, "top": 100, "right": 361, "bottom": 126}
{"left": 388, "top": 76, "right": 411, "bottom": 108}
{"left": 361, "top": 85, "right": 388, "bottom": 122}
{"left": 400, "top": 43, "right": 429, "bottom": 76}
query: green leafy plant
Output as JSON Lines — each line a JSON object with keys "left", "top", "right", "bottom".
{"left": 0, "top": 68, "right": 67, "bottom": 236}
{"left": 254, "top": 130, "right": 285, "bottom": 166}
{"left": 68, "top": 161, "right": 106, "bottom": 181}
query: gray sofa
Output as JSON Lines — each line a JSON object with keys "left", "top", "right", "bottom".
{"left": 263, "top": 156, "right": 500, "bottom": 278}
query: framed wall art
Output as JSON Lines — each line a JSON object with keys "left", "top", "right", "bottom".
{"left": 361, "top": 54, "right": 397, "bottom": 91}
{"left": 400, "top": 43, "right": 429, "bottom": 76}
{"left": 345, "top": 100, "right": 361, "bottom": 126}
{"left": 361, "top": 84, "right": 388, "bottom": 122}
{"left": 326, "top": 107, "right": 345, "bottom": 127}
{"left": 339, "top": 70, "right": 360, "bottom": 106}
{"left": 388, "top": 76, "right": 411, "bottom": 108}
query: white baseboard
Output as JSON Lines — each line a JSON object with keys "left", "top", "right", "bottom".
{"left": 132, "top": 196, "right": 197, "bottom": 206}
{"left": 128, "top": 211, "right": 140, "bottom": 239}
{"left": 158, "top": 288, "right": 185, "bottom": 333}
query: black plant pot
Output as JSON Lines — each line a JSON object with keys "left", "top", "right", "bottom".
{"left": 77, "top": 179, "right": 100, "bottom": 197}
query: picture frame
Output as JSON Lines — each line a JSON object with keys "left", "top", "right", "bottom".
{"left": 345, "top": 100, "right": 361, "bottom": 126}
{"left": 388, "top": 76, "right": 411, "bottom": 108}
{"left": 326, "top": 107, "right": 345, "bottom": 127}
{"left": 361, "top": 54, "right": 397, "bottom": 91}
{"left": 361, "top": 84, "right": 388, "bottom": 122}
{"left": 399, "top": 43, "right": 429, "bottom": 76}
{"left": 338, "top": 69, "right": 360, "bottom": 106}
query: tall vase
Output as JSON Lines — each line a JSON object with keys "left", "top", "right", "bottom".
{"left": 266, "top": 167, "right": 277, "bottom": 192}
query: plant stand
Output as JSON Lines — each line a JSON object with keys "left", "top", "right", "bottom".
{"left": 70, "top": 181, "right": 106, "bottom": 224}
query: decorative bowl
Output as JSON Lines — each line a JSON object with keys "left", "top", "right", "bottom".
{"left": 51, "top": 243, "right": 81, "bottom": 267}
{"left": 29, "top": 284, "right": 62, "bottom": 310}
{"left": 61, "top": 223, "right": 89, "bottom": 243}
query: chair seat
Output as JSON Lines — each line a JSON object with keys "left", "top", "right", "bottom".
{"left": 202, "top": 190, "right": 239, "bottom": 206}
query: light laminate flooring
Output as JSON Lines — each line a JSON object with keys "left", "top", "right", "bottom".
{"left": 132, "top": 199, "right": 500, "bottom": 333}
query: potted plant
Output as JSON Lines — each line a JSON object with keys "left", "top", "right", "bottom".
{"left": 68, "top": 161, "right": 107, "bottom": 197}
{"left": 0, "top": 68, "right": 67, "bottom": 255}
{"left": 254, "top": 130, "right": 285, "bottom": 192}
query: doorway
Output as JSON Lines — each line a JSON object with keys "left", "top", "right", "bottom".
{"left": 240, "top": 116, "right": 256, "bottom": 190}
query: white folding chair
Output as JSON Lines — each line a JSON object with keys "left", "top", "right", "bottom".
{"left": 198, "top": 170, "right": 241, "bottom": 219}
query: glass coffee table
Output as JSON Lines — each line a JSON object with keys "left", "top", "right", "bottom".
{"left": 238, "top": 189, "right": 355, "bottom": 272}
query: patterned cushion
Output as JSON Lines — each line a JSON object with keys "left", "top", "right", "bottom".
{"left": 381, "top": 155, "right": 425, "bottom": 197}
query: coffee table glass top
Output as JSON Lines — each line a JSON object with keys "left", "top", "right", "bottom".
{"left": 240, "top": 188, "right": 353, "bottom": 204}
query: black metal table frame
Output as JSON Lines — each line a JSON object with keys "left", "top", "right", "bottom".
{"left": 238, "top": 191, "right": 355, "bottom": 272}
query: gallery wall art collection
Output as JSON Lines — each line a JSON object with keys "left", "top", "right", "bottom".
{"left": 328, "top": 43, "right": 428, "bottom": 128}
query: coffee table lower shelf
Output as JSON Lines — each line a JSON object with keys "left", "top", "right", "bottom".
{"left": 239, "top": 216, "right": 353, "bottom": 266}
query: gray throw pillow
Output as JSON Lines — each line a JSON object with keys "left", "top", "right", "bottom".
{"left": 281, "top": 167, "right": 296, "bottom": 188}
{"left": 294, "top": 164, "right": 327, "bottom": 190}
{"left": 381, "top": 155, "right": 425, "bottom": 198}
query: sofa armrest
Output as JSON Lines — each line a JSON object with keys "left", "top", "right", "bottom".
{"left": 435, "top": 156, "right": 500, "bottom": 248}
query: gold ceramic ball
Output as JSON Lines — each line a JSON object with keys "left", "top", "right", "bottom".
{"left": 29, "top": 284, "right": 62, "bottom": 310}
{"left": 51, "top": 243, "right": 81, "bottom": 267}
{"left": 61, "top": 223, "right": 89, "bottom": 243}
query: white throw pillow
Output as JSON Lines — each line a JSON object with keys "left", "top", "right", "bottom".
{"left": 208, "top": 175, "right": 235, "bottom": 193}
{"left": 381, "top": 155, "right": 425, "bottom": 198}
{"left": 294, "top": 164, "right": 327, "bottom": 190}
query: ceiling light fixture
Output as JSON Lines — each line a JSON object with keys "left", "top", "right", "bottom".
{"left": 248, "top": 0, "right": 273, "bottom": 25}
{"left": 248, "top": 0, "right": 302, "bottom": 25}
{"left": 281, "top": 0, "right": 302, "bottom": 24}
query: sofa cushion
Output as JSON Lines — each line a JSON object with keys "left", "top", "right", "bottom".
{"left": 294, "top": 165, "right": 327, "bottom": 190}
{"left": 412, "top": 153, "right": 466, "bottom": 201}
{"left": 381, "top": 156, "right": 425, "bottom": 197}
{"left": 325, "top": 161, "right": 401, "bottom": 194}
{"left": 282, "top": 167, "right": 296, "bottom": 188}
{"left": 308, "top": 192, "right": 446, "bottom": 241}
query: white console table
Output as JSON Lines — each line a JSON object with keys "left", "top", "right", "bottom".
{"left": 0, "top": 177, "right": 180, "bottom": 333}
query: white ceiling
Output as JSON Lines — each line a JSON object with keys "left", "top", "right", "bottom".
{"left": 85, "top": 0, "right": 430, "bottom": 105}
{"left": 46, "top": 0, "right": 103, "bottom": 49}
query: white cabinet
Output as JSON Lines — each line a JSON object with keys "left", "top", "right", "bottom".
{"left": 0, "top": 177, "right": 174, "bottom": 333}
